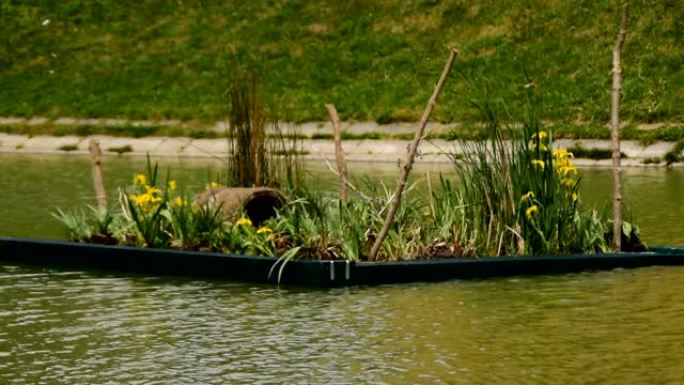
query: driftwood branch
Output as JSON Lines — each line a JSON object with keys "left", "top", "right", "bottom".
{"left": 611, "top": 4, "right": 629, "bottom": 251}
{"left": 89, "top": 139, "right": 107, "bottom": 209}
{"left": 368, "top": 48, "right": 459, "bottom": 260}
{"left": 325, "top": 103, "right": 349, "bottom": 202}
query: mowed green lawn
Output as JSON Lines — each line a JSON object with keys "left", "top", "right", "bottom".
{"left": 1, "top": 0, "right": 682, "bottom": 129}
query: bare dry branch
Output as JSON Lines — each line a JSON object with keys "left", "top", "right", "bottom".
{"left": 368, "top": 48, "right": 459, "bottom": 260}
{"left": 325, "top": 103, "right": 349, "bottom": 202}
{"left": 611, "top": 4, "right": 629, "bottom": 251}
{"left": 89, "top": 139, "right": 107, "bottom": 209}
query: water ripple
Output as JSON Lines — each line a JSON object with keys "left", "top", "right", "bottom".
{"left": 0, "top": 265, "right": 683, "bottom": 384}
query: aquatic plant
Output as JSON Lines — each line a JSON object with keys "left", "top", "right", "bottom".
{"left": 54, "top": 119, "right": 634, "bottom": 260}
{"left": 122, "top": 160, "right": 169, "bottom": 248}
{"left": 52, "top": 208, "right": 90, "bottom": 242}
{"left": 450, "top": 109, "right": 609, "bottom": 256}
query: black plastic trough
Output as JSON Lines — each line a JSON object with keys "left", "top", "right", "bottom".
{"left": 0, "top": 237, "right": 683, "bottom": 287}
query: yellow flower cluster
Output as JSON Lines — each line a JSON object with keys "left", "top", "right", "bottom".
{"left": 236, "top": 217, "right": 253, "bottom": 227}
{"left": 554, "top": 148, "right": 578, "bottom": 190}
{"left": 205, "top": 182, "right": 221, "bottom": 190}
{"left": 521, "top": 133, "right": 580, "bottom": 222}
{"left": 529, "top": 131, "right": 551, "bottom": 171}
{"left": 129, "top": 174, "right": 183, "bottom": 213}
{"left": 129, "top": 184, "right": 163, "bottom": 212}
{"left": 553, "top": 148, "right": 580, "bottom": 202}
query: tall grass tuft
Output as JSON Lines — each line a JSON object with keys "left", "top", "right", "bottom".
{"left": 450, "top": 104, "right": 608, "bottom": 256}
{"left": 225, "top": 74, "right": 302, "bottom": 188}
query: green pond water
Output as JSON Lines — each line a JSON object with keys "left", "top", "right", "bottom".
{"left": 0, "top": 153, "right": 683, "bottom": 384}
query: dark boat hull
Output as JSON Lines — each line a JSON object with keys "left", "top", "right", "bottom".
{"left": 1, "top": 237, "right": 683, "bottom": 287}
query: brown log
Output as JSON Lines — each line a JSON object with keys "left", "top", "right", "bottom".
{"left": 325, "top": 103, "right": 349, "bottom": 202}
{"left": 611, "top": 4, "right": 629, "bottom": 251}
{"left": 368, "top": 48, "right": 459, "bottom": 260}
{"left": 89, "top": 139, "right": 107, "bottom": 209}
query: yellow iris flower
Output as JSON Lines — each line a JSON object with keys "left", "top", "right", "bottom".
{"left": 530, "top": 131, "right": 548, "bottom": 140}
{"left": 236, "top": 217, "right": 253, "bottom": 227}
{"left": 130, "top": 193, "right": 162, "bottom": 208}
{"left": 256, "top": 226, "right": 273, "bottom": 234}
{"left": 133, "top": 174, "right": 147, "bottom": 186}
{"left": 561, "top": 178, "right": 576, "bottom": 187}
{"left": 553, "top": 148, "right": 574, "bottom": 160}
{"left": 172, "top": 197, "right": 187, "bottom": 207}
{"left": 521, "top": 191, "right": 535, "bottom": 203}
{"left": 531, "top": 159, "right": 545, "bottom": 170}
{"left": 532, "top": 143, "right": 549, "bottom": 152}
{"left": 145, "top": 185, "right": 162, "bottom": 196}
{"left": 526, "top": 205, "right": 539, "bottom": 220}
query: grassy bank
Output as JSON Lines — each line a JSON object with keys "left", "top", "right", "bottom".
{"left": 1, "top": 1, "right": 682, "bottom": 127}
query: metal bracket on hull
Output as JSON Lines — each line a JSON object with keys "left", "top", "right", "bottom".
{"left": 329, "top": 260, "right": 351, "bottom": 282}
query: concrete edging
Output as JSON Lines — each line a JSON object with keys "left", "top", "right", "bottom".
{"left": 0, "top": 133, "right": 681, "bottom": 167}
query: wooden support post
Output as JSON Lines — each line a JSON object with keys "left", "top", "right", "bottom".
{"left": 325, "top": 104, "right": 349, "bottom": 202}
{"left": 368, "top": 48, "right": 458, "bottom": 261}
{"left": 611, "top": 4, "right": 629, "bottom": 251}
{"left": 89, "top": 139, "right": 107, "bottom": 209}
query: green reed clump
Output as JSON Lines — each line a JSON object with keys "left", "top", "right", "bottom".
{"left": 225, "top": 75, "right": 303, "bottom": 189}
{"left": 451, "top": 114, "right": 609, "bottom": 256}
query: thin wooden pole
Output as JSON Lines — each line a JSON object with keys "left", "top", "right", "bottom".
{"left": 89, "top": 139, "right": 107, "bottom": 209}
{"left": 368, "top": 48, "right": 459, "bottom": 260}
{"left": 325, "top": 103, "right": 349, "bottom": 202}
{"left": 611, "top": 4, "right": 629, "bottom": 251}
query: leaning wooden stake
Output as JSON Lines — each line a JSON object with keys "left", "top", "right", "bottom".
{"left": 368, "top": 48, "right": 459, "bottom": 260}
{"left": 611, "top": 4, "right": 629, "bottom": 251}
{"left": 325, "top": 103, "right": 349, "bottom": 202}
{"left": 89, "top": 139, "right": 107, "bottom": 209}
